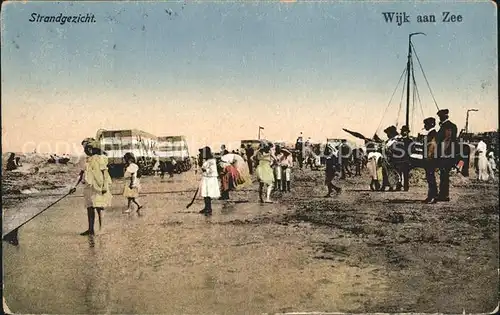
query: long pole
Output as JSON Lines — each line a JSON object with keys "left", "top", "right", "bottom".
{"left": 405, "top": 37, "right": 412, "bottom": 129}
{"left": 405, "top": 32, "right": 426, "bottom": 130}
{"left": 258, "top": 128, "right": 261, "bottom": 140}
{"left": 465, "top": 109, "right": 478, "bottom": 133}
{"left": 465, "top": 111, "right": 470, "bottom": 134}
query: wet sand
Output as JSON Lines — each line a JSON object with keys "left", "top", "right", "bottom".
{"left": 2, "top": 168, "right": 499, "bottom": 313}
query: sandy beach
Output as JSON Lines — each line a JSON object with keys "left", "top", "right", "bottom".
{"left": 2, "top": 156, "right": 498, "bottom": 314}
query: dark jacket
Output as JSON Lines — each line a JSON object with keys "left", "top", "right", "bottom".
{"left": 436, "top": 120, "right": 458, "bottom": 159}
{"left": 426, "top": 129, "right": 438, "bottom": 160}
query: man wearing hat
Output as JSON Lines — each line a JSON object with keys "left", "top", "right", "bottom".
{"left": 381, "top": 125, "right": 400, "bottom": 191}
{"left": 393, "top": 125, "right": 412, "bottom": 191}
{"left": 435, "top": 109, "right": 458, "bottom": 201}
{"left": 323, "top": 144, "right": 342, "bottom": 197}
{"left": 339, "top": 139, "right": 353, "bottom": 179}
{"left": 421, "top": 117, "right": 438, "bottom": 203}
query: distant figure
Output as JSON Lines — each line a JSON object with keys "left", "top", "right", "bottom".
{"left": 323, "top": 144, "right": 342, "bottom": 197}
{"left": 436, "top": 109, "right": 458, "bottom": 201}
{"left": 245, "top": 144, "right": 255, "bottom": 175}
{"left": 421, "top": 117, "right": 438, "bottom": 203}
{"left": 459, "top": 142, "right": 471, "bottom": 177}
{"left": 152, "top": 152, "right": 160, "bottom": 176}
{"left": 239, "top": 144, "right": 247, "bottom": 162}
{"left": 476, "top": 138, "right": 489, "bottom": 181}
{"left": 295, "top": 135, "right": 304, "bottom": 169}
{"left": 198, "top": 146, "right": 220, "bottom": 215}
{"left": 280, "top": 149, "right": 293, "bottom": 192}
{"left": 394, "top": 125, "right": 411, "bottom": 191}
{"left": 220, "top": 144, "right": 229, "bottom": 156}
{"left": 381, "top": 125, "right": 400, "bottom": 191}
{"left": 123, "top": 152, "right": 143, "bottom": 215}
{"left": 488, "top": 151, "right": 497, "bottom": 180}
{"left": 353, "top": 147, "right": 363, "bottom": 176}
{"left": 339, "top": 140, "right": 352, "bottom": 179}
{"left": 160, "top": 158, "right": 175, "bottom": 179}
{"left": 6, "top": 153, "right": 18, "bottom": 171}
{"left": 274, "top": 146, "right": 284, "bottom": 191}
{"left": 367, "top": 151, "right": 383, "bottom": 191}
{"left": 255, "top": 143, "right": 276, "bottom": 203}
{"left": 193, "top": 157, "right": 199, "bottom": 175}
{"left": 219, "top": 155, "right": 241, "bottom": 200}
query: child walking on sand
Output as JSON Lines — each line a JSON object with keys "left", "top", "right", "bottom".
{"left": 123, "top": 152, "right": 143, "bottom": 214}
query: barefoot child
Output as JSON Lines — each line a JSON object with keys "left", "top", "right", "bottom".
{"left": 123, "top": 152, "right": 143, "bottom": 214}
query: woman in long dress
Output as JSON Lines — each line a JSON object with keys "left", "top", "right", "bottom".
{"left": 487, "top": 152, "right": 496, "bottom": 181}
{"left": 123, "top": 152, "right": 143, "bottom": 214}
{"left": 255, "top": 143, "right": 276, "bottom": 203}
{"left": 367, "top": 151, "right": 383, "bottom": 191}
{"left": 198, "top": 146, "right": 220, "bottom": 215}
{"left": 476, "top": 140, "right": 489, "bottom": 181}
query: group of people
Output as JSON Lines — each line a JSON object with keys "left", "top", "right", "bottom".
{"left": 68, "top": 110, "right": 497, "bottom": 232}
{"left": 365, "top": 108, "right": 497, "bottom": 203}
{"left": 197, "top": 142, "right": 295, "bottom": 215}
{"left": 6, "top": 153, "right": 22, "bottom": 171}
{"left": 69, "top": 138, "right": 145, "bottom": 235}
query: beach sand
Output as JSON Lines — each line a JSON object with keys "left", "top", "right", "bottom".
{"left": 2, "top": 159, "right": 498, "bottom": 313}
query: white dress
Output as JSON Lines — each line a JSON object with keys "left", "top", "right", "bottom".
{"left": 123, "top": 163, "right": 140, "bottom": 198}
{"left": 476, "top": 141, "right": 489, "bottom": 181}
{"left": 200, "top": 158, "right": 220, "bottom": 198}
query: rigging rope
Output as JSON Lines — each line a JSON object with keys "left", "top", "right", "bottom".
{"left": 375, "top": 66, "right": 407, "bottom": 133}
{"left": 411, "top": 42, "right": 440, "bottom": 111}
{"left": 396, "top": 69, "right": 407, "bottom": 128}
{"left": 412, "top": 63, "right": 426, "bottom": 124}
{"left": 412, "top": 65, "right": 417, "bottom": 134}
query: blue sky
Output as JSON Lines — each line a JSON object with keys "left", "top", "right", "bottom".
{"left": 1, "top": 0, "right": 497, "bottom": 154}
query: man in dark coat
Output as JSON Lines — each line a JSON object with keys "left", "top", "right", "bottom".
{"left": 323, "top": 144, "right": 342, "bottom": 197}
{"left": 394, "top": 125, "right": 412, "bottom": 191}
{"left": 339, "top": 140, "right": 353, "bottom": 179}
{"left": 435, "top": 109, "right": 458, "bottom": 202}
{"left": 245, "top": 144, "right": 255, "bottom": 174}
{"left": 295, "top": 136, "right": 304, "bottom": 169}
{"left": 422, "top": 117, "right": 438, "bottom": 203}
{"left": 381, "top": 125, "right": 399, "bottom": 191}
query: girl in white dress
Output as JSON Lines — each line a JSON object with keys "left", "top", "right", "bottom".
{"left": 123, "top": 152, "right": 143, "bottom": 214}
{"left": 198, "top": 146, "right": 220, "bottom": 215}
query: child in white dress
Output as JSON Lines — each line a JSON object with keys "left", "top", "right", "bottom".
{"left": 123, "top": 152, "right": 143, "bottom": 214}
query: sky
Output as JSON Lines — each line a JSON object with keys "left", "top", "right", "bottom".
{"left": 1, "top": 0, "right": 498, "bottom": 155}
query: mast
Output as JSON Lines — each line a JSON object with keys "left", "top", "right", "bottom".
{"left": 406, "top": 33, "right": 425, "bottom": 130}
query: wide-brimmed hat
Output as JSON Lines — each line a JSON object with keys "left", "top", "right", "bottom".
{"left": 400, "top": 125, "right": 410, "bottom": 133}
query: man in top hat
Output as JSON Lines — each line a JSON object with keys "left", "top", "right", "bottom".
{"left": 435, "top": 109, "right": 458, "bottom": 201}
{"left": 421, "top": 117, "right": 438, "bottom": 203}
